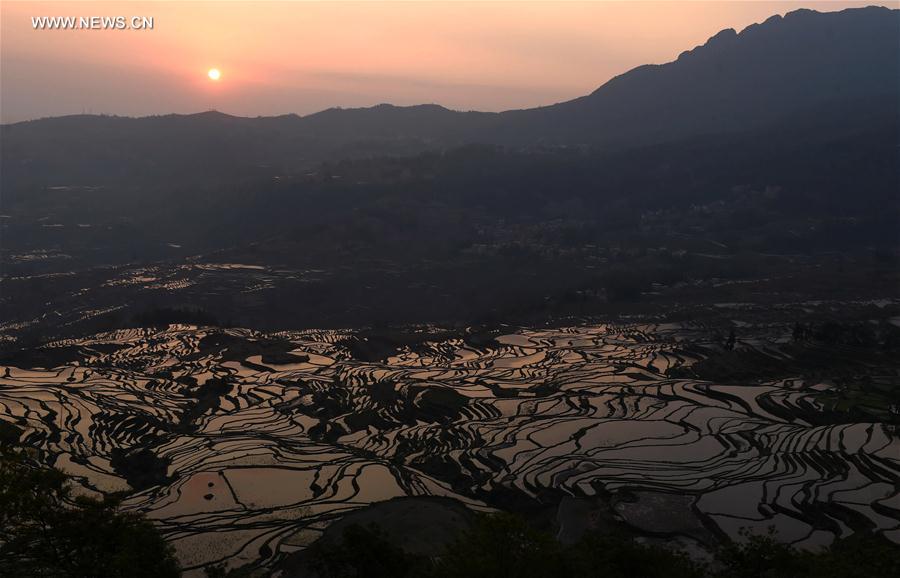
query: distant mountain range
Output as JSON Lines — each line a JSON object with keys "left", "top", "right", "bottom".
{"left": 1, "top": 6, "right": 897, "bottom": 190}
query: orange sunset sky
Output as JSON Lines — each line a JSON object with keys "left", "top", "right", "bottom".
{"left": 1, "top": 1, "right": 894, "bottom": 123}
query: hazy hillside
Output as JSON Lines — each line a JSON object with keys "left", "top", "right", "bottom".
{"left": 493, "top": 6, "right": 900, "bottom": 145}
{"left": 2, "top": 97, "right": 896, "bottom": 341}
{"left": 1, "top": 6, "right": 896, "bottom": 191}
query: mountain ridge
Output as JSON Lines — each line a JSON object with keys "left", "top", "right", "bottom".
{"left": 5, "top": 6, "right": 895, "bottom": 126}
{"left": 1, "top": 6, "right": 897, "bottom": 189}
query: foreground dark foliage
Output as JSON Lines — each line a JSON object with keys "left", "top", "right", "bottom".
{"left": 307, "top": 524, "right": 426, "bottom": 578}
{"left": 714, "top": 528, "right": 900, "bottom": 578}
{"left": 304, "top": 513, "right": 900, "bottom": 578}
{"left": 0, "top": 423, "right": 180, "bottom": 578}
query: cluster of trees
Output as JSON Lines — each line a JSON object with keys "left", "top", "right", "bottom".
{"left": 0, "top": 423, "right": 180, "bottom": 578}
{"left": 793, "top": 320, "right": 900, "bottom": 349}
{"left": 301, "top": 515, "right": 900, "bottom": 578}
{"left": 132, "top": 307, "right": 225, "bottom": 328}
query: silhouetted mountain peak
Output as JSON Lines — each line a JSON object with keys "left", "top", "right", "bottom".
{"left": 697, "top": 27, "right": 737, "bottom": 51}
{"left": 2, "top": 6, "right": 896, "bottom": 188}
{"left": 190, "top": 110, "right": 235, "bottom": 119}
{"left": 675, "top": 29, "right": 735, "bottom": 62}
{"left": 542, "top": 5, "right": 898, "bottom": 147}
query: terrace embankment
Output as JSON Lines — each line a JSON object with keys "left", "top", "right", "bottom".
{"left": 0, "top": 316, "right": 897, "bottom": 572}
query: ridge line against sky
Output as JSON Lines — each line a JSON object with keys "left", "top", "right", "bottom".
{"left": 1, "top": 1, "right": 895, "bottom": 123}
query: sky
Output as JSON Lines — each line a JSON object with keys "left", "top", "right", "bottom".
{"left": 0, "top": 1, "right": 894, "bottom": 123}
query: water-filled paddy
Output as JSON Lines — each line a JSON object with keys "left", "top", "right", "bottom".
{"left": 1, "top": 323, "right": 897, "bottom": 570}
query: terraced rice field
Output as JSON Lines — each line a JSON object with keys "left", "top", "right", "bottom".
{"left": 1, "top": 323, "right": 898, "bottom": 571}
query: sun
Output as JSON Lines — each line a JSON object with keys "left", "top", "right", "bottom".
{"left": 207, "top": 68, "right": 221, "bottom": 81}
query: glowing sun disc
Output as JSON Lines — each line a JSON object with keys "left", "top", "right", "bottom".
{"left": 207, "top": 68, "right": 221, "bottom": 81}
